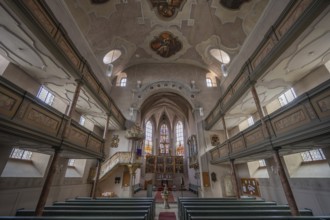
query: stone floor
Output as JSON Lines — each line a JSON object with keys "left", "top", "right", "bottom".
{"left": 134, "top": 190, "right": 197, "bottom": 220}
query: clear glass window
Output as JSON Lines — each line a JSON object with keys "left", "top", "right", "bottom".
{"left": 301, "top": 149, "right": 326, "bottom": 162}
{"left": 37, "top": 86, "right": 54, "bottom": 105}
{"left": 206, "top": 78, "right": 213, "bottom": 87}
{"left": 279, "top": 88, "right": 297, "bottom": 107}
{"left": 79, "top": 116, "right": 85, "bottom": 126}
{"left": 68, "top": 159, "right": 75, "bottom": 166}
{"left": 120, "top": 77, "right": 127, "bottom": 87}
{"left": 247, "top": 116, "right": 254, "bottom": 126}
{"left": 10, "top": 148, "right": 32, "bottom": 160}
{"left": 259, "top": 159, "right": 266, "bottom": 167}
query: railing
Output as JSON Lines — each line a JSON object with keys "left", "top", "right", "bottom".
{"left": 0, "top": 76, "right": 104, "bottom": 158}
{"left": 12, "top": 0, "right": 126, "bottom": 129}
{"left": 209, "top": 79, "right": 330, "bottom": 163}
{"left": 205, "top": 0, "right": 328, "bottom": 130}
{"left": 100, "top": 152, "right": 133, "bottom": 179}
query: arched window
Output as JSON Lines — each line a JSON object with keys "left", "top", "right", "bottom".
{"left": 120, "top": 77, "right": 127, "bottom": 87}
{"left": 159, "top": 124, "right": 170, "bottom": 154}
{"left": 144, "top": 121, "right": 153, "bottom": 155}
{"left": 206, "top": 78, "right": 213, "bottom": 87}
{"left": 175, "top": 121, "right": 184, "bottom": 156}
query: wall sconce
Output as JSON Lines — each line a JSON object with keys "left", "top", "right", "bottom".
{"left": 115, "top": 177, "right": 121, "bottom": 184}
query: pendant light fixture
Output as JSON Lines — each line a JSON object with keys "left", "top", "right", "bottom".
{"left": 104, "top": 1, "right": 126, "bottom": 77}
{"left": 208, "top": 0, "right": 230, "bottom": 78}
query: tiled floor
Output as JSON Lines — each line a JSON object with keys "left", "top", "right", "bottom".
{"left": 134, "top": 190, "right": 197, "bottom": 220}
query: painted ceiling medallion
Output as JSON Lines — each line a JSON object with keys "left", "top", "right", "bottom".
{"left": 150, "top": 32, "right": 182, "bottom": 58}
{"left": 149, "top": 0, "right": 186, "bottom": 18}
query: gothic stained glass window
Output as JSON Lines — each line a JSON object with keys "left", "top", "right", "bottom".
{"left": 144, "top": 121, "right": 153, "bottom": 155}
{"left": 176, "top": 121, "right": 184, "bottom": 156}
{"left": 160, "top": 124, "right": 170, "bottom": 154}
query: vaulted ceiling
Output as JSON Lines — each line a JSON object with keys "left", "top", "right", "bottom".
{"left": 1, "top": 0, "right": 329, "bottom": 132}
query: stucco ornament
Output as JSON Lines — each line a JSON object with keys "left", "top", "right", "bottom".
{"left": 110, "top": 135, "right": 119, "bottom": 148}
{"left": 125, "top": 123, "right": 145, "bottom": 140}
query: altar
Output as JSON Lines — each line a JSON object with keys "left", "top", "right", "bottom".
{"left": 145, "top": 155, "right": 184, "bottom": 188}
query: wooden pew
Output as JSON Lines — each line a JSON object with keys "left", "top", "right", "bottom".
{"left": 178, "top": 200, "right": 276, "bottom": 217}
{"left": 189, "top": 216, "right": 330, "bottom": 220}
{"left": 69, "top": 197, "right": 154, "bottom": 201}
{"left": 0, "top": 217, "right": 148, "bottom": 220}
{"left": 181, "top": 205, "right": 290, "bottom": 220}
{"left": 186, "top": 210, "right": 314, "bottom": 220}
{"left": 16, "top": 210, "right": 149, "bottom": 220}
{"left": 177, "top": 197, "right": 261, "bottom": 214}
{"left": 52, "top": 201, "right": 155, "bottom": 219}
{"left": 44, "top": 205, "right": 151, "bottom": 211}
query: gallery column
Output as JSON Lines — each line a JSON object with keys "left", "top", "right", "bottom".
{"left": 273, "top": 148, "right": 299, "bottom": 216}
{"left": 230, "top": 159, "right": 241, "bottom": 199}
{"left": 103, "top": 113, "right": 110, "bottom": 140}
{"left": 63, "top": 79, "right": 83, "bottom": 137}
{"left": 35, "top": 147, "right": 61, "bottom": 216}
{"left": 221, "top": 116, "right": 229, "bottom": 140}
{"left": 250, "top": 84, "right": 271, "bottom": 137}
{"left": 91, "top": 159, "right": 102, "bottom": 199}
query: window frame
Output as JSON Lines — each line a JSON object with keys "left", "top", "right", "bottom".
{"left": 175, "top": 121, "right": 184, "bottom": 156}
{"left": 79, "top": 116, "right": 86, "bottom": 126}
{"left": 120, "top": 77, "right": 127, "bottom": 87}
{"left": 144, "top": 121, "right": 153, "bottom": 155}
{"left": 247, "top": 116, "right": 254, "bottom": 127}
{"left": 301, "top": 149, "right": 326, "bottom": 162}
{"left": 37, "top": 86, "right": 55, "bottom": 105}
{"left": 278, "top": 88, "right": 297, "bottom": 107}
{"left": 206, "top": 78, "right": 213, "bottom": 87}
{"left": 258, "top": 159, "right": 266, "bottom": 167}
{"left": 10, "top": 148, "right": 33, "bottom": 160}
{"left": 68, "top": 159, "right": 75, "bottom": 166}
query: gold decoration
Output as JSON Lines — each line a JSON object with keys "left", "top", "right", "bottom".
{"left": 110, "top": 135, "right": 119, "bottom": 148}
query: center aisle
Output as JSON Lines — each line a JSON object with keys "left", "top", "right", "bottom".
{"left": 134, "top": 189, "right": 197, "bottom": 220}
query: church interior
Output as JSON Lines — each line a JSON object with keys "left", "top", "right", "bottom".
{"left": 0, "top": 0, "right": 330, "bottom": 219}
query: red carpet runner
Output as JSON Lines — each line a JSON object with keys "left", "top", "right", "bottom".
{"left": 155, "top": 191, "right": 175, "bottom": 203}
{"left": 158, "top": 212, "right": 176, "bottom": 220}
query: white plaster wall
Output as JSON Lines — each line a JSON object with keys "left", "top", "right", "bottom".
{"left": 1, "top": 160, "right": 42, "bottom": 177}
{"left": 97, "top": 166, "right": 126, "bottom": 197}
{"left": 251, "top": 158, "right": 330, "bottom": 215}
{"left": 294, "top": 65, "right": 330, "bottom": 96}
{"left": 3, "top": 63, "right": 40, "bottom": 95}
{"left": 247, "top": 161, "right": 269, "bottom": 178}
{"left": 110, "top": 64, "right": 220, "bottom": 120}
{"left": 109, "top": 130, "right": 130, "bottom": 157}
{"left": 31, "top": 152, "right": 51, "bottom": 176}
{"left": 0, "top": 54, "right": 10, "bottom": 75}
